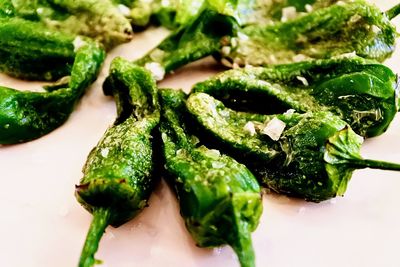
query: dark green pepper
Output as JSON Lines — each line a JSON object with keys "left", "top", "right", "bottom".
{"left": 221, "top": 0, "right": 400, "bottom": 67}
{"left": 193, "top": 57, "right": 398, "bottom": 138}
{"left": 0, "top": 35, "right": 105, "bottom": 144}
{"left": 186, "top": 92, "right": 400, "bottom": 202}
{"left": 76, "top": 58, "right": 160, "bottom": 267}
{"left": 159, "top": 88, "right": 262, "bottom": 267}
{"left": 135, "top": 7, "right": 238, "bottom": 80}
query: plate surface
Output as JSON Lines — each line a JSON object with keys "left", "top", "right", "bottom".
{"left": 1, "top": 1, "right": 400, "bottom": 266}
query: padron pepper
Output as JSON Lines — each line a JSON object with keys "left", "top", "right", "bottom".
{"left": 75, "top": 58, "right": 160, "bottom": 267}
{"left": 193, "top": 56, "right": 399, "bottom": 138}
{"left": 0, "top": 17, "right": 77, "bottom": 80}
{"left": 186, "top": 92, "right": 400, "bottom": 202}
{"left": 159, "top": 88, "right": 262, "bottom": 267}
{"left": 135, "top": 7, "right": 238, "bottom": 80}
{"left": 221, "top": 0, "right": 400, "bottom": 67}
{"left": 0, "top": 25, "right": 105, "bottom": 144}
{"left": 1, "top": 0, "right": 133, "bottom": 49}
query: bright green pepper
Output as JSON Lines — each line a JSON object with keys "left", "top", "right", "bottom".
{"left": 221, "top": 0, "right": 400, "bottom": 67}
{"left": 186, "top": 92, "right": 400, "bottom": 202}
{"left": 0, "top": 17, "right": 77, "bottom": 80}
{"left": 0, "top": 32, "right": 105, "bottom": 144}
{"left": 76, "top": 58, "right": 160, "bottom": 267}
{"left": 193, "top": 57, "right": 398, "bottom": 138}
{"left": 159, "top": 88, "right": 262, "bottom": 267}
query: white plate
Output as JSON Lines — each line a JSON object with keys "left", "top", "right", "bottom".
{"left": 1, "top": 1, "right": 400, "bottom": 266}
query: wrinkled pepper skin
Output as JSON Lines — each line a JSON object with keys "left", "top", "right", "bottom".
{"left": 186, "top": 93, "right": 400, "bottom": 202}
{"left": 221, "top": 0, "right": 399, "bottom": 67}
{"left": 3, "top": 0, "right": 133, "bottom": 49}
{"left": 0, "top": 39, "right": 105, "bottom": 144}
{"left": 135, "top": 8, "right": 238, "bottom": 80}
{"left": 159, "top": 89, "right": 262, "bottom": 267}
{"left": 193, "top": 57, "right": 398, "bottom": 138}
{"left": 75, "top": 58, "right": 160, "bottom": 267}
{"left": 0, "top": 17, "right": 76, "bottom": 80}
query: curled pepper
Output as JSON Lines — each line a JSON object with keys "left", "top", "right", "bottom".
{"left": 193, "top": 57, "right": 399, "bottom": 137}
{"left": 160, "top": 88, "right": 262, "bottom": 267}
{"left": 186, "top": 92, "right": 400, "bottom": 202}
{"left": 135, "top": 7, "right": 238, "bottom": 80}
{"left": 221, "top": 0, "right": 400, "bottom": 66}
{"left": 0, "top": 23, "right": 105, "bottom": 144}
{"left": 76, "top": 58, "right": 160, "bottom": 267}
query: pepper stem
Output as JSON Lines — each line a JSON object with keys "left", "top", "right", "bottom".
{"left": 385, "top": 3, "right": 400, "bottom": 20}
{"left": 349, "top": 158, "right": 400, "bottom": 171}
{"left": 229, "top": 224, "right": 256, "bottom": 267}
{"left": 79, "top": 208, "right": 112, "bottom": 267}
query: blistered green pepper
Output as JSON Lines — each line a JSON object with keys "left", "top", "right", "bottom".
{"left": 193, "top": 57, "right": 398, "bottom": 138}
{"left": 160, "top": 88, "right": 262, "bottom": 267}
{"left": 0, "top": 17, "right": 77, "bottom": 80}
{"left": 221, "top": 0, "right": 400, "bottom": 66}
{"left": 135, "top": 7, "right": 237, "bottom": 80}
{"left": 186, "top": 93, "right": 400, "bottom": 202}
{"left": 76, "top": 58, "right": 160, "bottom": 267}
{"left": 0, "top": 27, "right": 105, "bottom": 144}
{"left": 3, "top": 0, "right": 133, "bottom": 49}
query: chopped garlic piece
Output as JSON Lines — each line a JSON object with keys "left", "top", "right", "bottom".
{"left": 243, "top": 122, "right": 256, "bottom": 136}
{"left": 100, "top": 148, "right": 109, "bottom": 158}
{"left": 73, "top": 36, "right": 86, "bottom": 52}
{"left": 281, "top": 6, "right": 297, "bottom": 22}
{"left": 296, "top": 76, "right": 309, "bottom": 86}
{"left": 262, "top": 118, "right": 286, "bottom": 141}
{"left": 145, "top": 62, "right": 165, "bottom": 81}
{"left": 371, "top": 25, "right": 381, "bottom": 34}
{"left": 305, "top": 4, "right": 313, "bottom": 13}
{"left": 284, "top": 109, "right": 296, "bottom": 115}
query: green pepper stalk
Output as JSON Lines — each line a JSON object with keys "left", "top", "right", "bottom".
{"left": 135, "top": 7, "right": 238, "bottom": 80}
{"left": 76, "top": 58, "right": 160, "bottom": 267}
{"left": 221, "top": 0, "right": 400, "bottom": 67}
{"left": 186, "top": 92, "right": 400, "bottom": 202}
{"left": 193, "top": 57, "right": 398, "bottom": 138}
{"left": 0, "top": 29, "right": 105, "bottom": 144}
{"left": 159, "top": 88, "right": 262, "bottom": 267}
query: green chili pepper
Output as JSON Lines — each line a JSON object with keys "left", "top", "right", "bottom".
{"left": 0, "top": 17, "right": 77, "bottom": 80}
{"left": 221, "top": 0, "right": 400, "bottom": 67}
{"left": 159, "top": 88, "right": 262, "bottom": 267}
{"left": 135, "top": 7, "right": 238, "bottom": 80}
{"left": 186, "top": 92, "right": 400, "bottom": 202}
{"left": 193, "top": 56, "right": 398, "bottom": 138}
{"left": 3, "top": 0, "right": 133, "bottom": 49}
{"left": 75, "top": 58, "right": 160, "bottom": 267}
{"left": 0, "top": 32, "right": 104, "bottom": 144}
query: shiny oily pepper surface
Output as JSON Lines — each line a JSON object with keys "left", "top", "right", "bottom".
{"left": 193, "top": 57, "right": 399, "bottom": 138}
{"left": 75, "top": 58, "right": 160, "bottom": 267}
{"left": 159, "top": 88, "right": 262, "bottom": 267}
{"left": 221, "top": 0, "right": 400, "bottom": 67}
{"left": 186, "top": 92, "right": 400, "bottom": 202}
{"left": 0, "top": 29, "right": 105, "bottom": 144}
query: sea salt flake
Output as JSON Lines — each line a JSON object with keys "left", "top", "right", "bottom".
{"left": 296, "top": 76, "right": 309, "bottom": 86}
{"left": 243, "top": 122, "right": 256, "bottom": 136}
{"left": 144, "top": 62, "right": 165, "bottom": 81}
{"left": 262, "top": 118, "right": 286, "bottom": 141}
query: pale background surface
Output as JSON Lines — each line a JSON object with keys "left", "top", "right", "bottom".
{"left": 1, "top": 1, "right": 400, "bottom": 266}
